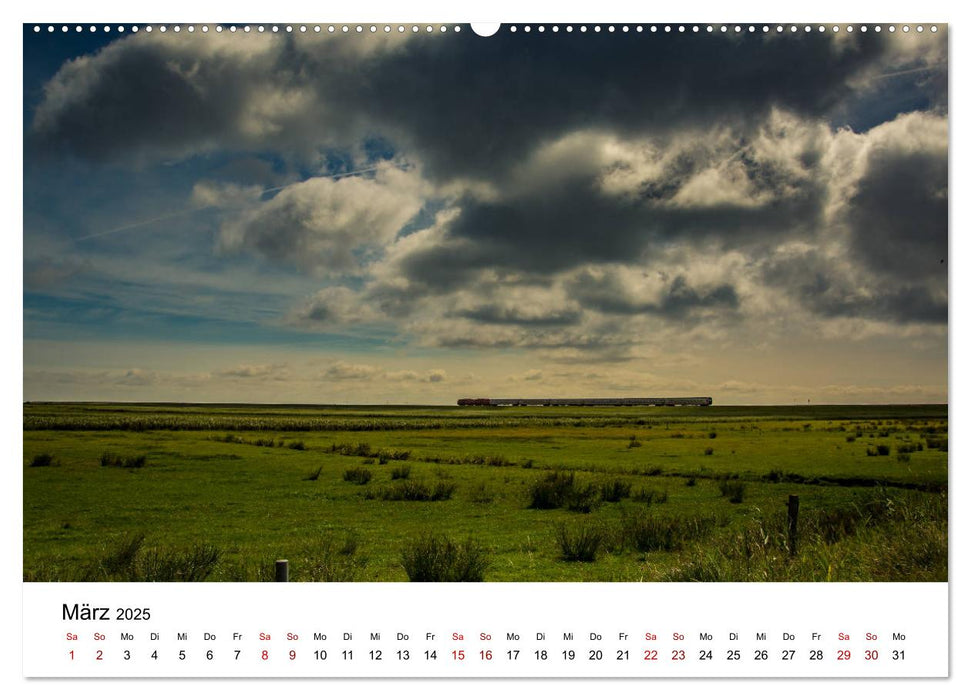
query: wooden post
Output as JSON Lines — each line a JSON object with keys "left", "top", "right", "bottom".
{"left": 275, "top": 559, "right": 289, "bottom": 582}
{"left": 787, "top": 495, "right": 799, "bottom": 557}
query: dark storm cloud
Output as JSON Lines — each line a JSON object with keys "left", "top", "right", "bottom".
{"left": 845, "top": 136, "right": 948, "bottom": 281}
{"left": 29, "top": 29, "right": 943, "bottom": 175}
{"left": 756, "top": 110, "right": 948, "bottom": 327}
{"left": 26, "top": 28, "right": 949, "bottom": 338}
{"left": 385, "top": 145, "right": 825, "bottom": 286}
{"left": 760, "top": 248, "right": 946, "bottom": 325}
{"left": 30, "top": 35, "right": 286, "bottom": 161}
{"left": 353, "top": 30, "right": 912, "bottom": 182}
{"left": 452, "top": 303, "right": 583, "bottom": 326}
{"left": 567, "top": 272, "right": 738, "bottom": 319}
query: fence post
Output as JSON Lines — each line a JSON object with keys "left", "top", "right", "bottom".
{"left": 275, "top": 559, "right": 289, "bottom": 582}
{"left": 787, "top": 495, "right": 799, "bottom": 556}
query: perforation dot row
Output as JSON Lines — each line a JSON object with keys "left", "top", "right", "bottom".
{"left": 31, "top": 24, "right": 940, "bottom": 35}
{"left": 508, "top": 24, "right": 938, "bottom": 34}
{"left": 32, "top": 24, "right": 463, "bottom": 34}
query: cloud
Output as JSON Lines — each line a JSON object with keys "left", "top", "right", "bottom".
{"left": 565, "top": 268, "right": 738, "bottom": 319}
{"left": 116, "top": 369, "right": 162, "bottom": 386}
{"left": 28, "top": 32, "right": 406, "bottom": 163}
{"left": 24, "top": 28, "right": 948, "bottom": 401}
{"left": 320, "top": 361, "right": 384, "bottom": 381}
{"left": 30, "top": 29, "right": 945, "bottom": 177}
{"left": 426, "top": 369, "right": 447, "bottom": 383}
{"left": 24, "top": 256, "right": 92, "bottom": 289}
{"left": 843, "top": 111, "right": 947, "bottom": 281}
{"left": 757, "top": 111, "right": 947, "bottom": 326}
{"left": 318, "top": 361, "right": 446, "bottom": 384}
{"left": 215, "top": 363, "right": 291, "bottom": 380}
{"left": 288, "top": 286, "right": 382, "bottom": 327}
{"left": 216, "top": 165, "right": 426, "bottom": 274}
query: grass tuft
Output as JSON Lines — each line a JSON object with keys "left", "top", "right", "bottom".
{"left": 401, "top": 534, "right": 489, "bottom": 581}
{"left": 555, "top": 521, "right": 604, "bottom": 562}
{"left": 343, "top": 467, "right": 372, "bottom": 485}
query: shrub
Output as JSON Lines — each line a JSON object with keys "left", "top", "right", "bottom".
{"left": 846, "top": 435, "right": 856, "bottom": 443}
{"left": 627, "top": 438, "right": 642, "bottom": 449}
{"left": 685, "top": 477, "right": 697, "bottom": 487}
{"left": 704, "top": 447, "right": 714, "bottom": 456}
{"left": 600, "top": 479, "right": 632, "bottom": 502}
{"left": 303, "top": 467, "right": 323, "bottom": 481}
{"left": 343, "top": 467, "right": 373, "bottom": 485}
{"left": 708, "top": 432, "right": 717, "bottom": 439}
{"left": 401, "top": 535, "right": 489, "bottom": 582}
{"left": 555, "top": 522, "right": 604, "bottom": 562}
{"left": 391, "top": 465, "right": 412, "bottom": 480}
{"left": 288, "top": 441, "right": 306, "bottom": 451}
{"left": 29, "top": 453, "right": 57, "bottom": 467}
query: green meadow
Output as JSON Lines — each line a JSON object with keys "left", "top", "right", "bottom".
{"left": 23, "top": 403, "right": 948, "bottom": 582}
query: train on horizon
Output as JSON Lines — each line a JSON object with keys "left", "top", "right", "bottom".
{"left": 457, "top": 397, "right": 713, "bottom": 407}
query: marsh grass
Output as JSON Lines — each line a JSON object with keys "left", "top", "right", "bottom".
{"left": 528, "top": 470, "right": 600, "bottom": 511}
{"left": 94, "top": 534, "right": 221, "bottom": 581}
{"left": 600, "top": 479, "right": 632, "bottom": 502}
{"left": 664, "top": 491, "right": 947, "bottom": 582}
{"left": 23, "top": 404, "right": 947, "bottom": 582}
{"left": 100, "top": 452, "right": 147, "bottom": 468}
{"left": 401, "top": 534, "right": 489, "bottom": 581}
{"left": 620, "top": 511, "right": 717, "bottom": 552}
{"left": 343, "top": 467, "right": 373, "bottom": 485}
{"left": 376, "top": 480, "right": 455, "bottom": 501}
{"left": 718, "top": 478, "right": 747, "bottom": 503}
{"left": 555, "top": 521, "right": 604, "bottom": 562}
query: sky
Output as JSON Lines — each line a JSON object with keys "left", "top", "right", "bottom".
{"left": 22, "top": 24, "right": 948, "bottom": 405}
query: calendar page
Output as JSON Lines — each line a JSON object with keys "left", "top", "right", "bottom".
{"left": 18, "top": 2, "right": 952, "bottom": 689}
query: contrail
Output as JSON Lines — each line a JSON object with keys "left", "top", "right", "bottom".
{"left": 867, "top": 63, "right": 945, "bottom": 81}
{"left": 76, "top": 165, "right": 385, "bottom": 242}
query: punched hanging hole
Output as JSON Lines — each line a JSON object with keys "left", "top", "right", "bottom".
{"left": 471, "top": 23, "right": 501, "bottom": 37}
